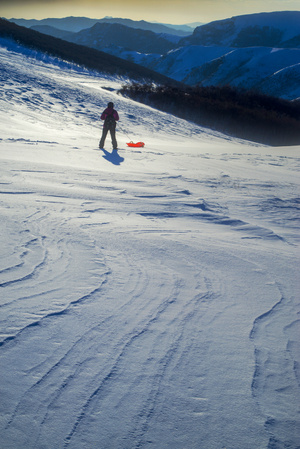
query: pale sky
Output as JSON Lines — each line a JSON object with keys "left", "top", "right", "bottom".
{"left": 1, "top": 0, "right": 300, "bottom": 24}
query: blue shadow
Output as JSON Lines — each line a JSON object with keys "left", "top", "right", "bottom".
{"left": 101, "top": 149, "right": 124, "bottom": 165}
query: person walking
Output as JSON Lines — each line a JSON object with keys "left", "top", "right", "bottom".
{"left": 99, "top": 102, "right": 119, "bottom": 149}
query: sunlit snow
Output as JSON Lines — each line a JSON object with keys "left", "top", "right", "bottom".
{"left": 0, "top": 42, "right": 299, "bottom": 449}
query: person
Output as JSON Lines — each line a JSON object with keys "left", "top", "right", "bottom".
{"left": 99, "top": 102, "right": 119, "bottom": 149}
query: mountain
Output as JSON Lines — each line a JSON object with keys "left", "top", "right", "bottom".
{"left": 150, "top": 21, "right": 198, "bottom": 33}
{"left": 65, "top": 22, "right": 178, "bottom": 54}
{"left": 181, "top": 47, "right": 300, "bottom": 96}
{"left": 9, "top": 16, "right": 192, "bottom": 36}
{"left": 259, "top": 62, "right": 300, "bottom": 99}
{"left": 95, "top": 17, "right": 191, "bottom": 36}
{"left": 107, "top": 11, "right": 300, "bottom": 100}
{"left": 148, "top": 45, "right": 232, "bottom": 81}
{"left": 180, "top": 11, "right": 300, "bottom": 48}
{"left": 0, "top": 18, "right": 180, "bottom": 86}
{"left": 7, "top": 12, "right": 300, "bottom": 100}
{"left": 186, "top": 21, "right": 205, "bottom": 28}
{"left": 8, "top": 16, "right": 100, "bottom": 32}
{"left": 30, "top": 25, "right": 74, "bottom": 40}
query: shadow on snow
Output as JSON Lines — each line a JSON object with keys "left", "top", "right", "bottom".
{"left": 101, "top": 149, "right": 124, "bottom": 165}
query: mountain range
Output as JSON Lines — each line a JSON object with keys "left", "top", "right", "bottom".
{"left": 10, "top": 16, "right": 195, "bottom": 36}
{"left": 60, "top": 22, "right": 178, "bottom": 54}
{"left": 181, "top": 11, "right": 300, "bottom": 47}
{"left": 7, "top": 12, "right": 300, "bottom": 100}
{"left": 0, "top": 18, "right": 179, "bottom": 86}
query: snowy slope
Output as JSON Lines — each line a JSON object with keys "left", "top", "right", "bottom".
{"left": 183, "top": 46, "right": 300, "bottom": 98}
{"left": 148, "top": 45, "right": 231, "bottom": 81}
{"left": 259, "top": 62, "right": 300, "bottom": 99}
{"left": 183, "top": 11, "right": 300, "bottom": 48}
{"left": 121, "top": 44, "right": 300, "bottom": 100}
{"left": 90, "top": 12, "right": 300, "bottom": 99}
{"left": 0, "top": 41, "right": 300, "bottom": 449}
{"left": 81, "top": 42, "right": 300, "bottom": 99}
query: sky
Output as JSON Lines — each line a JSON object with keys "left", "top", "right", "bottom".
{"left": 1, "top": 0, "right": 300, "bottom": 24}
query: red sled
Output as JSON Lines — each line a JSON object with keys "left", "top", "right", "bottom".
{"left": 126, "top": 141, "right": 145, "bottom": 148}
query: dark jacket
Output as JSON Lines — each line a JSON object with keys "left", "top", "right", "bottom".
{"left": 101, "top": 107, "right": 119, "bottom": 122}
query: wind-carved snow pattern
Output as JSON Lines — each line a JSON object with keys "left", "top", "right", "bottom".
{"left": 0, "top": 43, "right": 299, "bottom": 449}
{"left": 250, "top": 283, "right": 300, "bottom": 448}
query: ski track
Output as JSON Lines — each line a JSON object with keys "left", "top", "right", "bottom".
{"left": 0, "top": 43, "right": 299, "bottom": 449}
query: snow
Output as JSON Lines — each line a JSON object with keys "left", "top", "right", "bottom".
{"left": 191, "top": 11, "right": 300, "bottom": 46}
{"left": 228, "top": 11, "right": 300, "bottom": 42}
{"left": 260, "top": 63, "right": 300, "bottom": 100}
{"left": 108, "top": 43, "right": 300, "bottom": 100}
{"left": 181, "top": 46, "right": 300, "bottom": 99}
{"left": 0, "top": 42, "right": 300, "bottom": 449}
{"left": 150, "top": 45, "right": 231, "bottom": 81}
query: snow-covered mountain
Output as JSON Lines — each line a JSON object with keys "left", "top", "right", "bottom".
{"left": 17, "top": 11, "right": 300, "bottom": 100}
{"left": 259, "top": 62, "right": 300, "bottom": 99}
{"left": 182, "top": 47, "right": 300, "bottom": 95}
{"left": 147, "top": 45, "right": 232, "bottom": 81}
{"left": 111, "top": 43, "right": 300, "bottom": 100}
{"left": 0, "top": 37, "right": 299, "bottom": 449}
{"left": 160, "top": 10, "right": 300, "bottom": 99}
{"left": 181, "top": 11, "right": 300, "bottom": 48}
{"left": 149, "top": 11, "right": 300, "bottom": 99}
{"left": 0, "top": 18, "right": 177, "bottom": 87}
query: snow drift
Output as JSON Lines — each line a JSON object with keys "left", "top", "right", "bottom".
{"left": 0, "top": 41, "right": 299, "bottom": 449}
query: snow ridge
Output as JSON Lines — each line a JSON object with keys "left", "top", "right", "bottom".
{"left": 250, "top": 285, "right": 300, "bottom": 448}
{"left": 0, "top": 42, "right": 299, "bottom": 449}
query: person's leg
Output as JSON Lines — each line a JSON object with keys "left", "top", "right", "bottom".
{"left": 110, "top": 126, "right": 118, "bottom": 149}
{"left": 99, "top": 126, "right": 108, "bottom": 148}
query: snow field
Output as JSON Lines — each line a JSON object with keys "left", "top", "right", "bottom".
{"left": 0, "top": 43, "right": 299, "bottom": 449}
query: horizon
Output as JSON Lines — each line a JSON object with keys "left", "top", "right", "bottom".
{"left": 3, "top": 15, "right": 205, "bottom": 27}
{"left": 2, "top": 0, "right": 300, "bottom": 24}
{"left": 3, "top": 9, "right": 300, "bottom": 27}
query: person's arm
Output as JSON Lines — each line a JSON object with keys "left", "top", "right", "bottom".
{"left": 101, "top": 109, "right": 108, "bottom": 120}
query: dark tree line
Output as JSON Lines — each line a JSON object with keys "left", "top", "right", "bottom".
{"left": 119, "top": 83, "right": 300, "bottom": 146}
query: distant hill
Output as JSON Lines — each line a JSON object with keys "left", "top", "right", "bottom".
{"left": 148, "top": 46, "right": 231, "bottom": 81}
{"left": 95, "top": 17, "right": 191, "bottom": 36}
{"left": 9, "top": 16, "right": 191, "bottom": 36}
{"left": 65, "top": 22, "right": 177, "bottom": 54}
{"left": 82, "top": 11, "right": 300, "bottom": 100}
{"left": 180, "top": 11, "right": 300, "bottom": 48}
{"left": 30, "top": 25, "right": 74, "bottom": 40}
{"left": 151, "top": 21, "right": 198, "bottom": 33}
{"left": 8, "top": 17, "right": 99, "bottom": 32}
{"left": 0, "top": 18, "right": 180, "bottom": 86}
{"left": 182, "top": 47, "right": 300, "bottom": 87}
